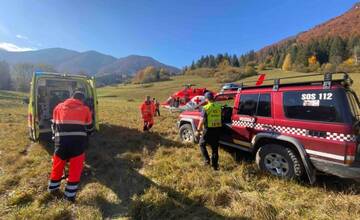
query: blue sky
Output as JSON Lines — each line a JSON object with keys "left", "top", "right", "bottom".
{"left": 0, "top": 0, "right": 358, "bottom": 67}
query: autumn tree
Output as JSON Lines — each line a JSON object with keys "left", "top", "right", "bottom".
{"left": 11, "top": 63, "right": 35, "bottom": 92}
{"left": 132, "top": 66, "right": 170, "bottom": 84}
{"left": 218, "top": 59, "right": 230, "bottom": 69}
{"left": 282, "top": 54, "right": 292, "bottom": 71}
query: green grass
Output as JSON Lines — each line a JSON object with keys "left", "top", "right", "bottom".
{"left": 0, "top": 70, "right": 360, "bottom": 219}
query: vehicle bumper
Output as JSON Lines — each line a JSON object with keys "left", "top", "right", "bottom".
{"left": 176, "top": 121, "right": 180, "bottom": 128}
{"left": 311, "top": 159, "right": 360, "bottom": 179}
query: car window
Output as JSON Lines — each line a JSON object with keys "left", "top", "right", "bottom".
{"left": 238, "top": 94, "right": 258, "bottom": 115}
{"left": 215, "top": 93, "right": 235, "bottom": 107}
{"left": 283, "top": 90, "right": 344, "bottom": 123}
{"left": 257, "top": 94, "right": 271, "bottom": 117}
{"left": 347, "top": 91, "right": 360, "bottom": 121}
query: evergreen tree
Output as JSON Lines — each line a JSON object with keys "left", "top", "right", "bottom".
{"left": 239, "top": 55, "right": 247, "bottom": 66}
{"left": 295, "top": 45, "right": 310, "bottom": 66}
{"left": 289, "top": 44, "right": 298, "bottom": 64}
{"left": 209, "top": 55, "right": 216, "bottom": 68}
{"left": 247, "top": 50, "right": 256, "bottom": 62}
{"left": 190, "top": 61, "right": 196, "bottom": 70}
{"left": 215, "top": 54, "right": 224, "bottom": 66}
{"left": 354, "top": 45, "right": 360, "bottom": 65}
{"left": 231, "top": 55, "right": 240, "bottom": 67}
{"left": 329, "top": 37, "right": 346, "bottom": 65}
{"left": 271, "top": 53, "right": 280, "bottom": 67}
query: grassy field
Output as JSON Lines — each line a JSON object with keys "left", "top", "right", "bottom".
{"left": 1, "top": 70, "right": 360, "bottom": 219}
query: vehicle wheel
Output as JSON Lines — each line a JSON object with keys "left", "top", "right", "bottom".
{"left": 256, "top": 144, "right": 304, "bottom": 179}
{"left": 179, "top": 124, "right": 195, "bottom": 143}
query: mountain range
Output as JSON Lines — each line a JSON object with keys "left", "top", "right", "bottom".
{"left": 0, "top": 48, "right": 180, "bottom": 76}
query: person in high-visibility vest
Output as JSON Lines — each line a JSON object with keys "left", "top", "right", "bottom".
{"left": 48, "top": 91, "right": 93, "bottom": 202}
{"left": 196, "top": 92, "right": 222, "bottom": 170}
{"left": 140, "top": 96, "right": 155, "bottom": 131}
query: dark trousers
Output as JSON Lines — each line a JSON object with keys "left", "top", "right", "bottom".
{"left": 155, "top": 109, "right": 160, "bottom": 116}
{"left": 199, "top": 128, "right": 220, "bottom": 168}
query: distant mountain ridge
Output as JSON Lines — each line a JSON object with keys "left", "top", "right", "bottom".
{"left": 0, "top": 48, "right": 180, "bottom": 76}
{"left": 98, "top": 55, "right": 179, "bottom": 75}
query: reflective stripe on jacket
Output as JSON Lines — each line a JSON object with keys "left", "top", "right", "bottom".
{"left": 52, "top": 98, "right": 92, "bottom": 159}
{"left": 203, "top": 102, "right": 222, "bottom": 128}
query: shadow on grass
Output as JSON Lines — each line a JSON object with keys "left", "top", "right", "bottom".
{"left": 220, "top": 142, "right": 360, "bottom": 195}
{"left": 314, "top": 174, "right": 360, "bottom": 194}
{"left": 77, "top": 123, "right": 237, "bottom": 219}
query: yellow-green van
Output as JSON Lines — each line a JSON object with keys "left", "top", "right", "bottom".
{"left": 27, "top": 72, "right": 99, "bottom": 140}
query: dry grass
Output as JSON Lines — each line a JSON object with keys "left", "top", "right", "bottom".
{"left": 0, "top": 71, "right": 360, "bottom": 219}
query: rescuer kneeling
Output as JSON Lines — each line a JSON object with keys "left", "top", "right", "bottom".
{"left": 48, "top": 91, "right": 93, "bottom": 202}
{"left": 196, "top": 92, "right": 222, "bottom": 170}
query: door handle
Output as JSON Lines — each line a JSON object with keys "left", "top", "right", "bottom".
{"left": 262, "top": 125, "right": 272, "bottom": 130}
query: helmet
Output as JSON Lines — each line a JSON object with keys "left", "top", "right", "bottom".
{"left": 204, "top": 92, "right": 214, "bottom": 100}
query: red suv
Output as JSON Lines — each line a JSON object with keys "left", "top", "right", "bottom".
{"left": 177, "top": 73, "right": 360, "bottom": 183}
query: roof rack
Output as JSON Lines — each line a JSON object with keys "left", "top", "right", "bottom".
{"left": 236, "top": 72, "right": 352, "bottom": 91}
{"left": 34, "top": 71, "right": 93, "bottom": 79}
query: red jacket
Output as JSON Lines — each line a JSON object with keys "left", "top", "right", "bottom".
{"left": 140, "top": 101, "right": 155, "bottom": 120}
{"left": 52, "top": 98, "right": 92, "bottom": 159}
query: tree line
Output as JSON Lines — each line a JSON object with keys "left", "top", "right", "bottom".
{"left": 185, "top": 36, "right": 360, "bottom": 74}
{"left": 0, "top": 61, "right": 56, "bottom": 92}
{"left": 132, "top": 66, "right": 171, "bottom": 84}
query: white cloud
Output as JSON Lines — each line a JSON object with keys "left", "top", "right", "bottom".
{"left": 16, "top": 34, "right": 29, "bottom": 40}
{"left": 0, "top": 42, "right": 36, "bottom": 52}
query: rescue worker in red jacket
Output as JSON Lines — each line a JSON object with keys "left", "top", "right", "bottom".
{"left": 48, "top": 91, "right": 93, "bottom": 202}
{"left": 140, "top": 96, "right": 155, "bottom": 131}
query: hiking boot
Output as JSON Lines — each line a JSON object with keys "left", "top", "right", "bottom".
{"left": 212, "top": 164, "right": 219, "bottom": 171}
{"left": 64, "top": 195, "right": 76, "bottom": 203}
{"left": 203, "top": 160, "right": 210, "bottom": 166}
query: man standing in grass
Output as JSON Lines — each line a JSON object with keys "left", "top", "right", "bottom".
{"left": 196, "top": 92, "right": 222, "bottom": 170}
{"left": 48, "top": 91, "right": 93, "bottom": 202}
{"left": 153, "top": 98, "right": 161, "bottom": 116}
{"left": 140, "top": 96, "right": 155, "bottom": 131}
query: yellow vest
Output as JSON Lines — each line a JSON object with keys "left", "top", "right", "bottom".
{"left": 203, "top": 102, "right": 222, "bottom": 128}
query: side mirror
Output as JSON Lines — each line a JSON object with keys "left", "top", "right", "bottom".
{"left": 23, "top": 97, "right": 29, "bottom": 104}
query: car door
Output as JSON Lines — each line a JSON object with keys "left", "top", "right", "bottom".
{"left": 28, "top": 74, "right": 39, "bottom": 140}
{"left": 88, "top": 77, "right": 99, "bottom": 130}
{"left": 231, "top": 92, "right": 274, "bottom": 148}
{"left": 253, "top": 93, "right": 274, "bottom": 135}
{"left": 231, "top": 93, "right": 259, "bottom": 148}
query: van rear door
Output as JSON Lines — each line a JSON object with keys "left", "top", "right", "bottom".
{"left": 88, "top": 77, "right": 99, "bottom": 130}
{"left": 28, "top": 73, "right": 39, "bottom": 140}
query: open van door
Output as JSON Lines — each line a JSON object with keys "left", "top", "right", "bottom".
{"left": 28, "top": 74, "right": 39, "bottom": 140}
{"left": 88, "top": 77, "right": 99, "bottom": 131}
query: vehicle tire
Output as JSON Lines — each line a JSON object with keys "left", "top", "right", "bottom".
{"left": 179, "top": 124, "right": 195, "bottom": 143}
{"left": 256, "top": 144, "right": 304, "bottom": 179}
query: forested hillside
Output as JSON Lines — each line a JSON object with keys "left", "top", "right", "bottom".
{"left": 186, "top": 3, "right": 360, "bottom": 76}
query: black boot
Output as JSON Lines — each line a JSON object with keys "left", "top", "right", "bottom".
{"left": 211, "top": 155, "right": 219, "bottom": 171}
{"left": 203, "top": 160, "right": 210, "bottom": 166}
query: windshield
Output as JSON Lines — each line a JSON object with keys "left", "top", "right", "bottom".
{"left": 346, "top": 90, "right": 360, "bottom": 122}
{"left": 215, "top": 93, "right": 235, "bottom": 107}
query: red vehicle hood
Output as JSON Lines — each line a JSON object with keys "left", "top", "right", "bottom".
{"left": 179, "top": 110, "right": 202, "bottom": 119}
